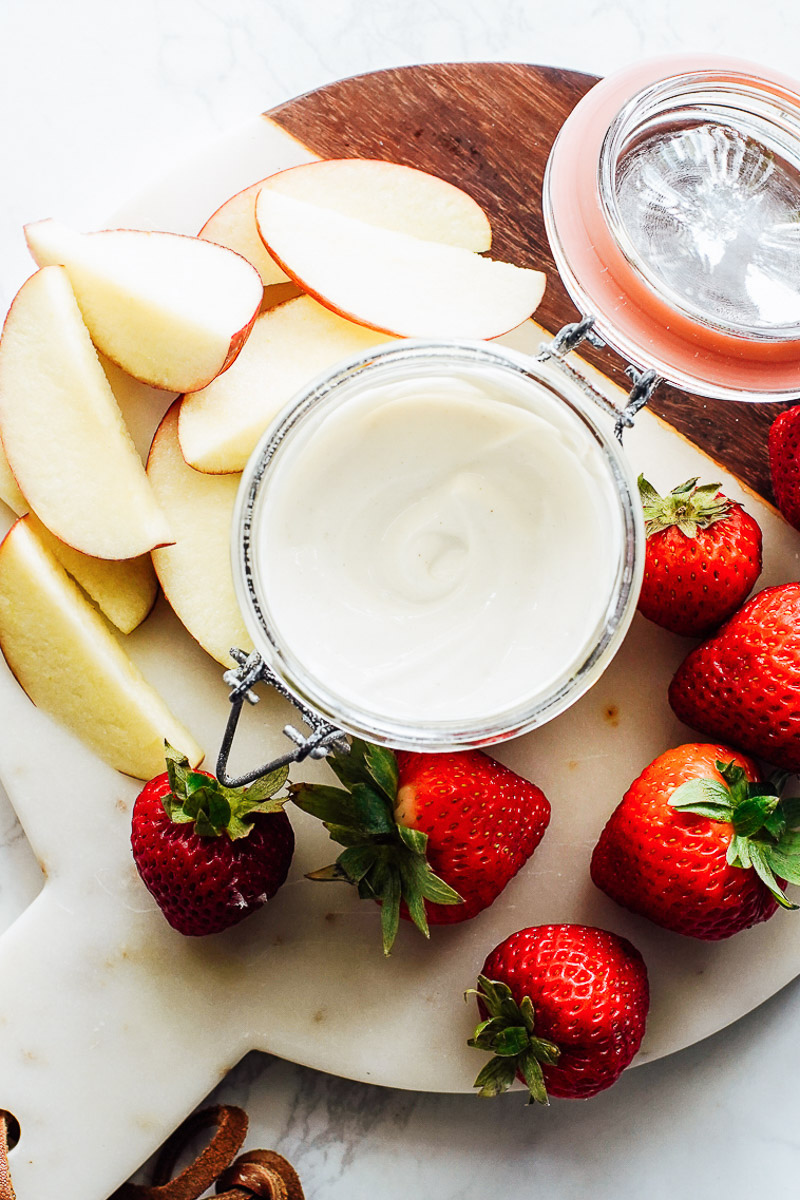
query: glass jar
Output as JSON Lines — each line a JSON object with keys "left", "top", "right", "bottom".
{"left": 543, "top": 55, "right": 800, "bottom": 399}
{"left": 231, "top": 340, "right": 643, "bottom": 752}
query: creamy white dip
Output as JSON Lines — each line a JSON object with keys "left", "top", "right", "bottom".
{"left": 252, "top": 369, "right": 620, "bottom": 724}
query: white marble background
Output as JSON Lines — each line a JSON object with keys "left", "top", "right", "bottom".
{"left": 2, "top": 0, "right": 800, "bottom": 1196}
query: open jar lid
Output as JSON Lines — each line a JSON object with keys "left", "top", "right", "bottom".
{"left": 543, "top": 55, "right": 800, "bottom": 400}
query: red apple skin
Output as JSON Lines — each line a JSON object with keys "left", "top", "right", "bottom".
{"left": 23, "top": 225, "right": 264, "bottom": 394}
{"left": 255, "top": 239, "right": 535, "bottom": 342}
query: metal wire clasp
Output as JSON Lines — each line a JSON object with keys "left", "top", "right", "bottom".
{"left": 537, "top": 316, "right": 661, "bottom": 441}
{"left": 216, "top": 648, "right": 349, "bottom": 788}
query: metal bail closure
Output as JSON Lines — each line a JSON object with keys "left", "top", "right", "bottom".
{"left": 216, "top": 648, "right": 349, "bottom": 788}
{"left": 537, "top": 316, "right": 661, "bottom": 443}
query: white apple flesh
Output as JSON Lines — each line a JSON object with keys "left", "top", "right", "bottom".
{"left": 147, "top": 403, "right": 252, "bottom": 665}
{"left": 178, "top": 295, "right": 395, "bottom": 474}
{"left": 24, "top": 219, "right": 263, "bottom": 393}
{"left": 0, "top": 266, "right": 172, "bottom": 560}
{"left": 0, "top": 516, "right": 203, "bottom": 779}
{"left": 260, "top": 157, "right": 492, "bottom": 250}
{"left": 200, "top": 181, "right": 292, "bottom": 288}
{"left": 255, "top": 190, "right": 545, "bottom": 339}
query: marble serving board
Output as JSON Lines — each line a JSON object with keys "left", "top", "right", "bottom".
{"left": 2, "top": 89, "right": 800, "bottom": 1200}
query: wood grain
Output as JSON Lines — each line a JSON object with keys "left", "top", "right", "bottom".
{"left": 268, "top": 61, "right": 796, "bottom": 501}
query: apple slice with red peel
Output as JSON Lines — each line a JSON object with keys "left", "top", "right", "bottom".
{"left": 201, "top": 158, "right": 492, "bottom": 289}
{"left": 255, "top": 190, "right": 544, "bottom": 339}
{"left": 24, "top": 218, "right": 262, "bottom": 393}
{"left": 148, "top": 403, "right": 252, "bottom": 665}
{"left": 179, "top": 295, "right": 395, "bottom": 474}
{"left": 0, "top": 516, "right": 203, "bottom": 779}
{"left": 200, "top": 181, "right": 292, "bottom": 288}
{"left": 0, "top": 266, "right": 172, "bottom": 560}
{"left": 261, "top": 158, "right": 492, "bottom": 251}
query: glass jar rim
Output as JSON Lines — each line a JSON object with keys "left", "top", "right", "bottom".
{"left": 599, "top": 71, "right": 800, "bottom": 344}
{"left": 543, "top": 55, "right": 800, "bottom": 400}
{"left": 232, "top": 338, "right": 644, "bottom": 751}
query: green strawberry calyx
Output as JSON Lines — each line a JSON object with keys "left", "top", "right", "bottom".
{"left": 162, "top": 742, "right": 288, "bottom": 841}
{"left": 669, "top": 759, "right": 800, "bottom": 909}
{"left": 466, "top": 975, "right": 561, "bottom": 1106}
{"left": 288, "top": 738, "right": 462, "bottom": 955}
{"left": 639, "top": 475, "right": 731, "bottom": 539}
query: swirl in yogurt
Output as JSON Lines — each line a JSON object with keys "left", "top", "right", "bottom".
{"left": 254, "top": 370, "right": 621, "bottom": 724}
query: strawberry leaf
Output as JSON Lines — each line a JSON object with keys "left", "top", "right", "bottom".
{"left": 379, "top": 870, "right": 402, "bottom": 955}
{"left": 245, "top": 765, "right": 289, "bottom": 804}
{"left": 518, "top": 1051, "right": 550, "bottom": 1106}
{"left": 158, "top": 742, "right": 288, "bottom": 840}
{"left": 364, "top": 741, "right": 399, "bottom": 803}
{"left": 294, "top": 738, "right": 463, "bottom": 952}
{"left": 639, "top": 475, "right": 731, "bottom": 539}
{"left": 473, "top": 1056, "right": 518, "bottom": 1098}
{"left": 748, "top": 842, "right": 795, "bottom": 908}
{"left": 468, "top": 976, "right": 561, "bottom": 1105}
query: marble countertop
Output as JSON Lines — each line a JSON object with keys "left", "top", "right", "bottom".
{"left": 2, "top": 1, "right": 800, "bottom": 1196}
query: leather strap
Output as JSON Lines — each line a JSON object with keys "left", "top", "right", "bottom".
{"left": 0, "top": 1103, "right": 304, "bottom": 1200}
{"left": 113, "top": 1106, "right": 305, "bottom": 1200}
{"left": 0, "top": 1113, "right": 16, "bottom": 1200}
{"left": 216, "top": 1149, "right": 306, "bottom": 1199}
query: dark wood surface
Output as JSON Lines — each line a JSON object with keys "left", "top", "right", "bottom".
{"left": 268, "top": 61, "right": 795, "bottom": 502}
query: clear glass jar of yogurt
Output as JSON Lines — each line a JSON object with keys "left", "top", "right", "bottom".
{"left": 232, "top": 340, "right": 642, "bottom": 751}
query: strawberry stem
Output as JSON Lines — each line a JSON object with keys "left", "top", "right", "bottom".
{"left": 638, "top": 475, "right": 731, "bottom": 539}
{"left": 161, "top": 742, "right": 288, "bottom": 841}
{"left": 289, "top": 739, "right": 462, "bottom": 954}
{"left": 669, "top": 759, "right": 800, "bottom": 908}
{"left": 466, "top": 975, "right": 560, "bottom": 1105}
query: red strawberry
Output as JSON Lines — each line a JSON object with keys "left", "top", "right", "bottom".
{"left": 131, "top": 744, "right": 294, "bottom": 936}
{"left": 637, "top": 475, "right": 762, "bottom": 636}
{"left": 290, "top": 740, "right": 550, "bottom": 953}
{"left": 669, "top": 583, "right": 800, "bottom": 770}
{"left": 769, "top": 404, "right": 800, "bottom": 530}
{"left": 468, "top": 925, "right": 649, "bottom": 1102}
{"left": 591, "top": 744, "right": 800, "bottom": 940}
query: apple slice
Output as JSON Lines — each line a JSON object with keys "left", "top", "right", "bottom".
{"left": 0, "top": 438, "right": 157, "bottom": 634}
{"left": 200, "top": 158, "right": 492, "bottom": 288}
{"left": 148, "top": 403, "right": 252, "bottom": 665}
{"left": 179, "top": 295, "right": 395, "bottom": 474}
{"left": 255, "top": 190, "right": 545, "bottom": 339}
{"left": 261, "top": 158, "right": 492, "bottom": 251}
{"left": 24, "top": 218, "right": 262, "bottom": 393}
{"left": 0, "top": 516, "right": 202, "bottom": 779}
{"left": 0, "top": 266, "right": 172, "bottom": 560}
{"left": 200, "top": 180, "right": 292, "bottom": 288}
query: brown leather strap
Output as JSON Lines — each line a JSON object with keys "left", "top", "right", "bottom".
{"left": 0, "top": 1113, "right": 16, "bottom": 1200}
{"left": 112, "top": 1105, "right": 249, "bottom": 1200}
{"left": 216, "top": 1149, "right": 306, "bottom": 1199}
{"left": 0, "top": 1103, "right": 304, "bottom": 1200}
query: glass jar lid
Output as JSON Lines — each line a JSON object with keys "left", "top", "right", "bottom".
{"left": 544, "top": 55, "right": 800, "bottom": 400}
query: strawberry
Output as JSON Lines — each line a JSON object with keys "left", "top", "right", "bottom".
{"left": 591, "top": 744, "right": 800, "bottom": 940}
{"left": 636, "top": 475, "right": 762, "bottom": 636}
{"left": 467, "top": 925, "right": 649, "bottom": 1102}
{"left": 669, "top": 583, "right": 800, "bottom": 770}
{"left": 131, "top": 744, "right": 294, "bottom": 936}
{"left": 290, "top": 739, "right": 550, "bottom": 953}
{"left": 768, "top": 404, "right": 800, "bottom": 530}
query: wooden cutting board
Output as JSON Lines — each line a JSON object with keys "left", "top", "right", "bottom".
{"left": 270, "top": 61, "right": 789, "bottom": 501}
{"left": 2, "top": 63, "right": 800, "bottom": 1200}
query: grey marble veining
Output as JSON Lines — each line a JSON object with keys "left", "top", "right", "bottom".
{"left": 2, "top": 0, "right": 800, "bottom": 1195}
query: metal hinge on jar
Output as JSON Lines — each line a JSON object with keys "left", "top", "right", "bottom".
{"left": 216, "top": 648, "right": 349, "bottom": 788}
{"left": 537, "top": 316, "right": 661, "bottom": 442}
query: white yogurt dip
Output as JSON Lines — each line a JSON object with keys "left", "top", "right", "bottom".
{"left": 249, "top": 363, "right": 623, "bottom": 726}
